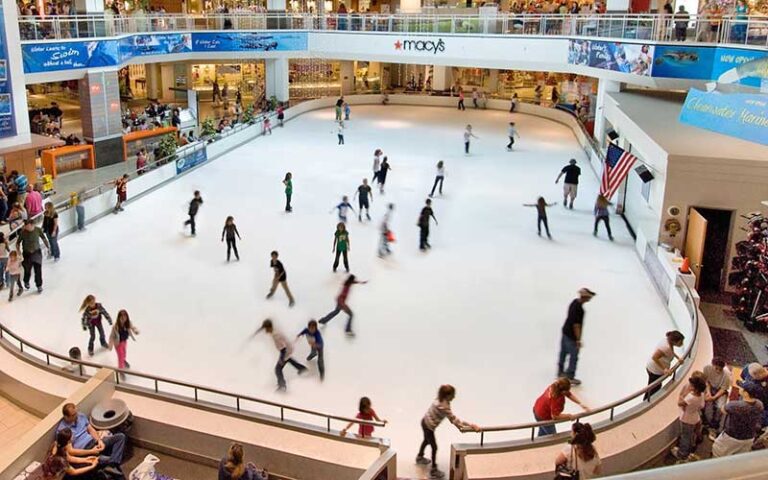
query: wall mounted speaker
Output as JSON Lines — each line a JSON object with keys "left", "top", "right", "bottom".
{"left": 635, "top": 165, "right": 654, "bottom": 183}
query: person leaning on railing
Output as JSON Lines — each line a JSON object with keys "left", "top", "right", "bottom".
{"left": 533, "top": 378, "right": 589, "bottom": 437}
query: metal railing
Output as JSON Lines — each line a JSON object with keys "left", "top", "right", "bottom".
{"left": 0, "top": 319, "right": 386, "bottom": 436}
{"left": 16, "top": 13, "right": 768, "bottom": 48}
{"left": 458, "top": 278, "right": 701, "bottom": 447}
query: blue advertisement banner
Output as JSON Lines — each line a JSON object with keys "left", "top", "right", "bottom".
{"left": 568, "top": 39, "right": 654, "bottom": 76}
{"left": 679, "top": 89, "right": 768, "bottom": 146}
{"left": 653, "top": 46, "right": 768, "bottom": 88}
{"left": 176, "top": 146, "right": 208, "bottom": 175}
{"left": 120, "top": 33, "right": 192, "bottom": 61}
{"left": 191, "top": 32, "right": 307, "bottom": 52}
{"left": 23, "top": 40, "right": 119, "bottom": 73}
{"left": 0, "top": 2, "right": 16, "bottom": 137}
{"left": 712, "top": 48, "right": 768, "bottom": 89}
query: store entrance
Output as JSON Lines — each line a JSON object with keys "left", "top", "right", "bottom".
{"left": 685, "top": 207, "right": 733, "bottom": 293}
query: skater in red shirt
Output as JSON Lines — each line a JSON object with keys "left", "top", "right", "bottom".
{"left": 318, "top": 274, "right": 367, "bottom": 337}
{"left": 113, "top": 174, "right": 129, "bottom": 213}
{"left": 341, "top": 397, "right": 387, "bottom": 438}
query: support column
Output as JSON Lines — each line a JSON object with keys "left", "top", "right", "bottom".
{"left": 593, "top": 79, "right": 620, "bottom": 149}
{"left": 486, "top": 69, "right": 499, "bottom": 94}
{"left": 79, "top": 70, "right": 123, "bottom": 167}
{"left": 432, "top": 66, "right": 452, "bottom": 92}
{"left": 265, "top": 58, "right": 290, "bottom": 103}
{"left": 267, "top": 0, "right": 287, "bottom": 28}
{"left": 145, "top": 63, "right": 162, "bottom": 101}
{"left": 340, "top": 61, "right": 355, "bottom": 95}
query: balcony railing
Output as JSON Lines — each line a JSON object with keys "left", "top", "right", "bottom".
{"left": 16, "top": 13, "right": 768, "bottom": 48}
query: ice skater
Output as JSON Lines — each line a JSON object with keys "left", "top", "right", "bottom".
{"left": 79, "top": 294, "right": 113, "bottom": 357}
{"left": 263, "top": 117, "right": 272, "bottom": 135}
{"left": 266, "top": 250, "right": 295, "bottom": 307}
{"left": 523, "top": 197, "right": 557, "bottom": 238}
{"left": 319, "top": 274, "right": 367, "bottom": 337}
{"left": 6, "top": 251, "right": 22, "bottom": 302}
{"left": 283, "top": 172, "right": 293, "bottom": 212}
{"left": 296, "top": 320, "right": 324, "bottom": 380}
{"left": 331, "top": 222, "right": 351, "bottom": 273}
{"left": 341, "top": 397, "right": 387, "bottom": 438}
{"left": 557, "top": 288, "right": 596, "bottom": 385}
{"left": 113, "top": 174, "right": 129, "bottom": 213}
{"left": 335, "top": 98, "right": 343, "bottom": 121}
{"left": 221, "top": 216, "right": 241, "bottom": 262}
{"left": 277, "top": 103, "right": 285, "bottom": 127}
{"left": 416, "top": 385, "right": 480, "bottom": 479}
{"left": 463, "top": 125, "right": 478, "bottom": 155}
{"left": 418, "top": 199, "right": 438, "bottom": 251}
{"left": 593, "top": 194, "right": 614, "bottom": 241}
{"left": 344, "top": 102, "right": 351, "bottom": 121}
{"left": 457, "top": 88, "right": 466, "bottom": 111}
{"left": 379, "top": 203, "right": 395, "bottom": 258}
{"left": 372, "top": 149, "right": 383, "bottom": 184}
{"left": 108, "top": 309, "right": 139, "bottom": 370}
{"left": 184, "top": 190, "right": 203, "bottom": 236}
{"left": 506, "top": 122, "right": 520, "bottom": 151}
{"left": 255, "top": 319, "right": 306, "bottom": 392}
{"left": 331, "top": 196, "right": 355, "bottom": 224}
{"left": 555, "top": 159, "right": 581, "bottom": 209}
{"left": 337, "top": 121, "right": 345, "bottom": 145}
{"left": 510, "top": 92, "right": 519, "bottom": 113}
{"left": 354, "top": 179, "right": 373, "bottom": 222}
{"left": 377, "top": 157, "right": 391, "bottom": 194}
{"left": 429, "top": 161, "right": 445, "bottom": 198}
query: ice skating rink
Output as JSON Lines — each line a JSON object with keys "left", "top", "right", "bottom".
{"left": 4, "top": 105, "right": 675, "bottom": 476}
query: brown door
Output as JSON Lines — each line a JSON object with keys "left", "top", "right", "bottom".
{"left": 685, "top": 208, "right": 709, "bottom": 289}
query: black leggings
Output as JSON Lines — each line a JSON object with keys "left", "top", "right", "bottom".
{"left": 226, "top": 237, "right": 239, "bottom": 261}
{"left": 285, "top": 192, "right": 292, "bottom": 211}
{"left": 594, "top": 215, "right": 612, "bottom": 237}
{"left": 644, "top": 369, "right": 663, "bottom": 401}
{"left": 537, "top": 216, "right": 550, "bottom": 236}
{"left": 333, "top": 250, "right": 349, "bottom": 272}
{"left": 430, "top": 176, "right": 444, "bottom": 196}
{"left": 418, "top": 420, "right": 438, "bottom": 464}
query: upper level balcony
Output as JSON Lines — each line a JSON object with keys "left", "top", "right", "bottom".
{"left": 16, "top": 12, "right": 768, "bottom": 48}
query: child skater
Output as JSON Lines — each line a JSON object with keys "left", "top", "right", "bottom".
{"left": 418, "top": 199, "right": 438, "bottom": 251}
{"left": 463, "top": 125, "right": 478, "bottom": 155}
{"left": 372, "top": 149, "right": 383, "bottom": 184}
{"left": 379, "top": 203, "right": 395, "bottom": 258}
{"left": 341, "top": 397, "right": 387, "bottom": 438}
{"left": 263, "top": 116, "right": 272, "bottom": 135}
{"left": 331, "top": 196, "right": 355, "bottom": 224}
{"left": 429, "top": 161, "right": 445, "bottom": 198}
{"left": 523, "top": 197, "right": 557, "bottom": 238}
{"left": 319, "top": 274, "right": 367, "bottom": 337}
{"left": 221, "top": 216, "right": 241, "bottom": 262}
{"left": 331, "top": 222, "right": 351, "bottom": 273}
{"left": 6, "top": 250, "right": 22, "bottom": 302}
{"left": 283, "top": 172, "right": 293, "bottom": 212}
{"left": 378, "top": 156, "right": 391, "bottom": 194}
{"left": 79, "top": 294, "right": 113, "bottom": 356}
{"left": 113, "top": 174, "right": 129, "bottom": 213}
{"left": 255, "top": 319, "right": 306, "bottom": 392}
{"left": 296, "top": 320, "right": 324, "bottom": 380}
{"left": 506, "top": 122, "right": 520, "bottom": 151}
{"left": 108, "top": 309, "right": 139, "bottom": 370}
{"left": 184, "top": 190, "right": 203, "bottom": 236}
{"left": 354, "top": 179, "right": 373, "bottom": 222}
{"left": 277, "top": 103, "right": 285, "bottom": 127}
{"left": 344, "top": 102, "right": 351, "bottom": 121}
{"left": 266, "top": 250, "right": 295, "bottom": 307}
{"left": 337, "top": 121, "right": 345, "bottom": 145}
{"left": 416, "top": 385, "right": 480, "bottom": 479}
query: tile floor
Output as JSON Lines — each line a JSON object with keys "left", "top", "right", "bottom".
{"left": 0, "top": 394, "right": 41, "bottom": 448}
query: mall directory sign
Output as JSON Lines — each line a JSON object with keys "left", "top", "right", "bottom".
{"left": 0, "top": 1, "right": 16, "bottom": 137}
{"left": 680, "top": 89, "right": 768, "bottom": 146}
{"left": 22, "top": 32, "right": 308, "bottom": 74}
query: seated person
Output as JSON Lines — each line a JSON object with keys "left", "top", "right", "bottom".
{"left": 55, "top": 403, "right": 126, "bottom": 476}
{"left": 43, "top": 428, "right": 101, "bottom": 479}
{"left": 219, "top": 442, "right": 267, "bottom": 480}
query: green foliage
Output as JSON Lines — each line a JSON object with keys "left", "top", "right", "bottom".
{"left": 157, "top": 134, "right": 178, "bottom": 163}
{"left": 269, "top": 96, "right": 278, "bottom": 111}
{"left": 201, "top": 118, "right": 217, "bottom": 138}
{"left": 242, "top": 104, "right": 256, "bottom": 124}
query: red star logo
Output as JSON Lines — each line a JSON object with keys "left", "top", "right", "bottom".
{"left": 394, "top": 40, "right": 402, "bottom": 50}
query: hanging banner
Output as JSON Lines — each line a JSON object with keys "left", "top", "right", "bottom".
{"left": 176, "top": 146, "right": 208, "bottom": 175}
{"left": 191, "top": 32, "right": 307, "bottom": 52}
{"left": 22, "top": 40, "right": 119, "bottom": 73}
{"left": 120, "top": 33, "right": 192, "bottom": 61}
{"left": 653, "top": 45, "right": 768, "bottom": 88}
{"left": 679, "top": 89, "right": 768, "bottom": 146}
{"left": 568, "top": 39, "right": 654, "bottom": 76}
{"left": 0, "top": 1, "right": 16, "bottom": 137}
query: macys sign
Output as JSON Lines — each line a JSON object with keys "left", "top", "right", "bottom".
{"left": 394, "top": 38, "right": 446, "bottom": 55}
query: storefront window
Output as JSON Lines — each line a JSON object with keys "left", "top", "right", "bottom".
{"left": 289, "top": 59, "right": 341, "bottom": 101}
{"left": 191, "top": 62, "right": 265, "bottom": 100}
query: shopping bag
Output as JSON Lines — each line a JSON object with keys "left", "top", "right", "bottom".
{"left": 129, "top": 454, "right": 160, "bottom": 480}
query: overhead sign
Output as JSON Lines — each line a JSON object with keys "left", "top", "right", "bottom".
{"left": 653, "top": 45, "right": 768, "bottom": 88}
{"left": 679, "top": 88, "right": 768, "bottom": 146}
{"left": 120, "top": 33, "right": 192, "bottom": 61}
{"left": 568, "top": 39, "right": 654, "bottom": 76}
{"left": 191, "top": 32, "right": 307, "bottom": 52}
{"left": 394, "top": 38, "right": 446, "bottom": 55}
{"left": 23, "top": 40, "right": 119, "bottom": 73}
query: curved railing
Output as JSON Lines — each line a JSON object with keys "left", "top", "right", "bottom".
{"left": 457, "top": 277, "right": 701, "bottom": 447}
{"left": 17, "top": 12, "right": 768, "bottom": 47}
{"left": 0, "top": 321, "right": 387, "bottom": 437}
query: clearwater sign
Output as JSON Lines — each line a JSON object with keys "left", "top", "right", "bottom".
{"left": 394, "top": 38, "right": 446, "bottom": 55}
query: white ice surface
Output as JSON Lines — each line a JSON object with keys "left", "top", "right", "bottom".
{"left": 3, "top": 106, "right": 675, "bottom": 478}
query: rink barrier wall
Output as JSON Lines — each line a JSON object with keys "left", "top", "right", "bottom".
{"left": 450, "top": 262, "right": 711, "bottom": 480}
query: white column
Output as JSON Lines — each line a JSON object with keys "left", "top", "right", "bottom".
{"left": 432, "top": 66, "right": 452, "bottom": 91}
{"left": 0, "top": 0, "right": 30, "bottom": 148}
{"left": 265, "top": 58, "right": 290, "bottom": 102}
{"left": 145, "top": 63, "right": 162, "bottom": 101}
{"left": 593, "top": 79, "right": 620, "bottom": 149}
{"left": 399, "top": 0, "right": 421, "bottom": 13}
{"left": 267, "top": 0, "right": 286, "bottom": 8}
{"left": 160, "top": 64, "right": 176, "bottom": 103}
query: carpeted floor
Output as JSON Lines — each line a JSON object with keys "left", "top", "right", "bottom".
{"left": 122, "top": 447, "right": 218, "bottom": 479}
{"left": 709, "top": 326, "right": 758, "bottom": 366}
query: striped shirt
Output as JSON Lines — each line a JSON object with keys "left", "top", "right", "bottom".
{"left": 422, "top": 400, "right": 465, "bottom": 431}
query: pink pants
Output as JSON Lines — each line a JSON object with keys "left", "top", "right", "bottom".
{"left": 115, "top": 341, "right": 127, "bottom": 369}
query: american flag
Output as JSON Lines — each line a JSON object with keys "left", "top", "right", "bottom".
{"left": 601, "top": 143, "right": 638, "bottom": 200}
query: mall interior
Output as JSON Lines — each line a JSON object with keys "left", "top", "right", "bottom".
{"left": 1, "top": 0, "right": 768, "bottom": 478}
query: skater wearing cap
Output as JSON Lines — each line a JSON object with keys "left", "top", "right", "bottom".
{"left": 255, "top": 319, "right": 306, "bottom": 391}
{"left": 555, "top": 159, "right": 581, "bottom": 209}
{"left": 557, "top": 288, "right": 595, "bottom": 385}
{"left": 416, "top": 385, "right": 479, "bottom": 479}
{"left": 266, "top": 251, "right": 295, "bottom": 307}
{"left": 506, "top": 122, "right": 520, "bottom": 151}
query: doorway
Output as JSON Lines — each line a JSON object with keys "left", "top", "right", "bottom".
{"left": 685, "top": 207, "right": 733, "bottom": 293}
